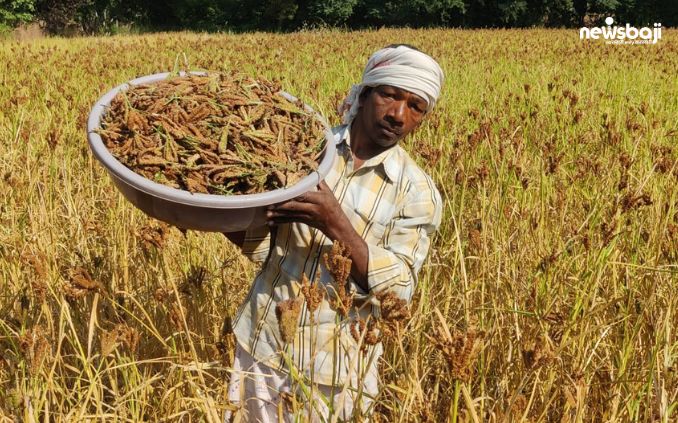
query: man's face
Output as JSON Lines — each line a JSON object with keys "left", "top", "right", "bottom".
{"left": 359, "top": 85, "right": 428, "bottom": 148}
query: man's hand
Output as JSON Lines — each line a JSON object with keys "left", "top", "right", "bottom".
{"left": 266, "top": 181, "right": 349, "bottom": 241}
{"left": 267, "top": 181, "right": 370, "bottom": 291}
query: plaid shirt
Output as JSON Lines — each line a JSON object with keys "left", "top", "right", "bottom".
{"left": 232, "top": 124, "right": 442, "bottom": 386}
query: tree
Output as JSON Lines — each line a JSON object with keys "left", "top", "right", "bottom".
{"left": 78, "top": 0, "right": 148, "bottom": 34}
{"left": 543, "top": 0, "right": 576, "bottom": 27}
{"left": 7, "top": 0, "right": 675, "bottom": 34}
{"left": 0, "top": 0, "right": 35, "bottom": 31}
{"left": 401, "top": 0, "right": 465, "bottom": 26}
{"left": 613, "top": 0, "right": 677, "bottom": 27}
{"left": 573, "top": 0, "right": 586, "bottom": 26}
{"left": 305, "top": 0, "right": 357, "bottom": 26}
{"left": 36, "top": 0, "right": 89, "bottom": 34}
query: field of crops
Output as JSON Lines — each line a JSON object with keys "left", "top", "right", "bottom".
{"left": 0, "top": 28, "right": 676, "bottom": 422}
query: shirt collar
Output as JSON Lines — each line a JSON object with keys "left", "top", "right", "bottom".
{"left": 335, "top": 124, "right": 400, "bottom": 183}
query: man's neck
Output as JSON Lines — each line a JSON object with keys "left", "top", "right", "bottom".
{"left": 349, "top": 119, "right": 391, "bottom": 169}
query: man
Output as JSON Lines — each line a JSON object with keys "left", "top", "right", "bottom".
{"left": 223, "top": 44, "right": 443, "bottom": 422}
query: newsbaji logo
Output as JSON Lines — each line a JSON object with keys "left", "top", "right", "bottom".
{"left": 580, "top": 17, "right": 662, "bottom": 44}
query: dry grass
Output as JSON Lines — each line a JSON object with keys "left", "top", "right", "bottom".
{"left": 0, "top": 28, "right": 676, "bottom": 421}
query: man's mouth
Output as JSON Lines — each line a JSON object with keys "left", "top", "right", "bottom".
{"left": 378, "top": 123, "right": 401, "bottom": 139}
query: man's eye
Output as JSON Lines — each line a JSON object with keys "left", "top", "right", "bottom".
{"left": 379, "top": 89, "right": 396, "bottom": 99}
{"left": 410, "top": 103, "right": 426, "bottom": 114}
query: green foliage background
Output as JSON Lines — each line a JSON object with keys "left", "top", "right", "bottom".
{"left": 1, "top": 0, "right": 676, "bottom": 34}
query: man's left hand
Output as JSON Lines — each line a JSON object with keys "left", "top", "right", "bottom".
{"left": 267, "top": 180, "right": 370, "bottom": 291}
{"left": 266, "top": 181, "right": 348, "bottom": 240}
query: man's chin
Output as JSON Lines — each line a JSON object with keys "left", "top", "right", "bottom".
{"left": 372, "top": 123, "right": 403, "bottom": 147}
{"left": 375, "top": 139, "right": 399, "bottom": 148}
{"left": 373, "top": 135, "right": 400, "bottom": 148}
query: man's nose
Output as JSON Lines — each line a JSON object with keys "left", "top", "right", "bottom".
{"left": 386, "top": 100, "right": 406, "bottom": 125}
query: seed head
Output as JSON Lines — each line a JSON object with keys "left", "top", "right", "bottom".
{"left": 324, "top": 241, "right": 352, "bottom": 287}
{"left": 521, "top": 335, "right": 554, "bottom": 369}
{"left": 275, "top": 297, "right": 302, "bottom": 344}
{"left": 375, "top": 290, "right": 410, "bottom": 338}
{"left": 324, "top": 241, "right": 354, "bottom": 316}
{"left": 350, "top": 317, "right": 380, "bottom": 353}
{"left": 428, "top": 309, "right": 483, "bottom": 382}
{"left": 136, "top": 221, "right": 171, "bottom": 251}
{"left": 19, "top": 326, "right": 49, "bottom": 375}
{"left": 300, "top": 273, "right": 325, "bottom": 322}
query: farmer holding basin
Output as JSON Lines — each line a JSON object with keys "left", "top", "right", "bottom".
{"left": 223, "top": 44, "right": 444, "bottom": 422}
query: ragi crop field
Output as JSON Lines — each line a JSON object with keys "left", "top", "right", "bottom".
{"left": 0, "top": 28, "right": 676, "bottom": 421}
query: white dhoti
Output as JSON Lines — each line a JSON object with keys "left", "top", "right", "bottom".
{"left": 224, "top": 343, "right": 379, "bottom": 423}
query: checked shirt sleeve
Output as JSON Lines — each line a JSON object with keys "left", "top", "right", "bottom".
{"left": 240, "top": 225, "right": 271, "bottom": 263}
{"left": 366, "top": 178, "right": 442, "bottom": 302}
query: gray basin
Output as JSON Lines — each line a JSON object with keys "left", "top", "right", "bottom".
{"left": 87, "top": 71, "right": 335, "bottom": 232}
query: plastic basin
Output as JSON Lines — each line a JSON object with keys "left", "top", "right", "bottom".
{"left": 87, "top": 71, "right": 335, "bottom": 232}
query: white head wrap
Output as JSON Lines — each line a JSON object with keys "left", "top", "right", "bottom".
{"left": 338, "top": 45, "right": 444, "bottom": 125}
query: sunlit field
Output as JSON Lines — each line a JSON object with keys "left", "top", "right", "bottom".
{"left": 0, "top": 28, "right": 676, "bottom": 422}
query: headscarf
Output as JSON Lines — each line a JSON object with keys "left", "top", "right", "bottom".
{"left": 338, "top": 45, "right": 444, "bottom": 125}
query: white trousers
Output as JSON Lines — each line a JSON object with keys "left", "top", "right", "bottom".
{"left": 224, "top": 343, "right": 378, "bottom": 422}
